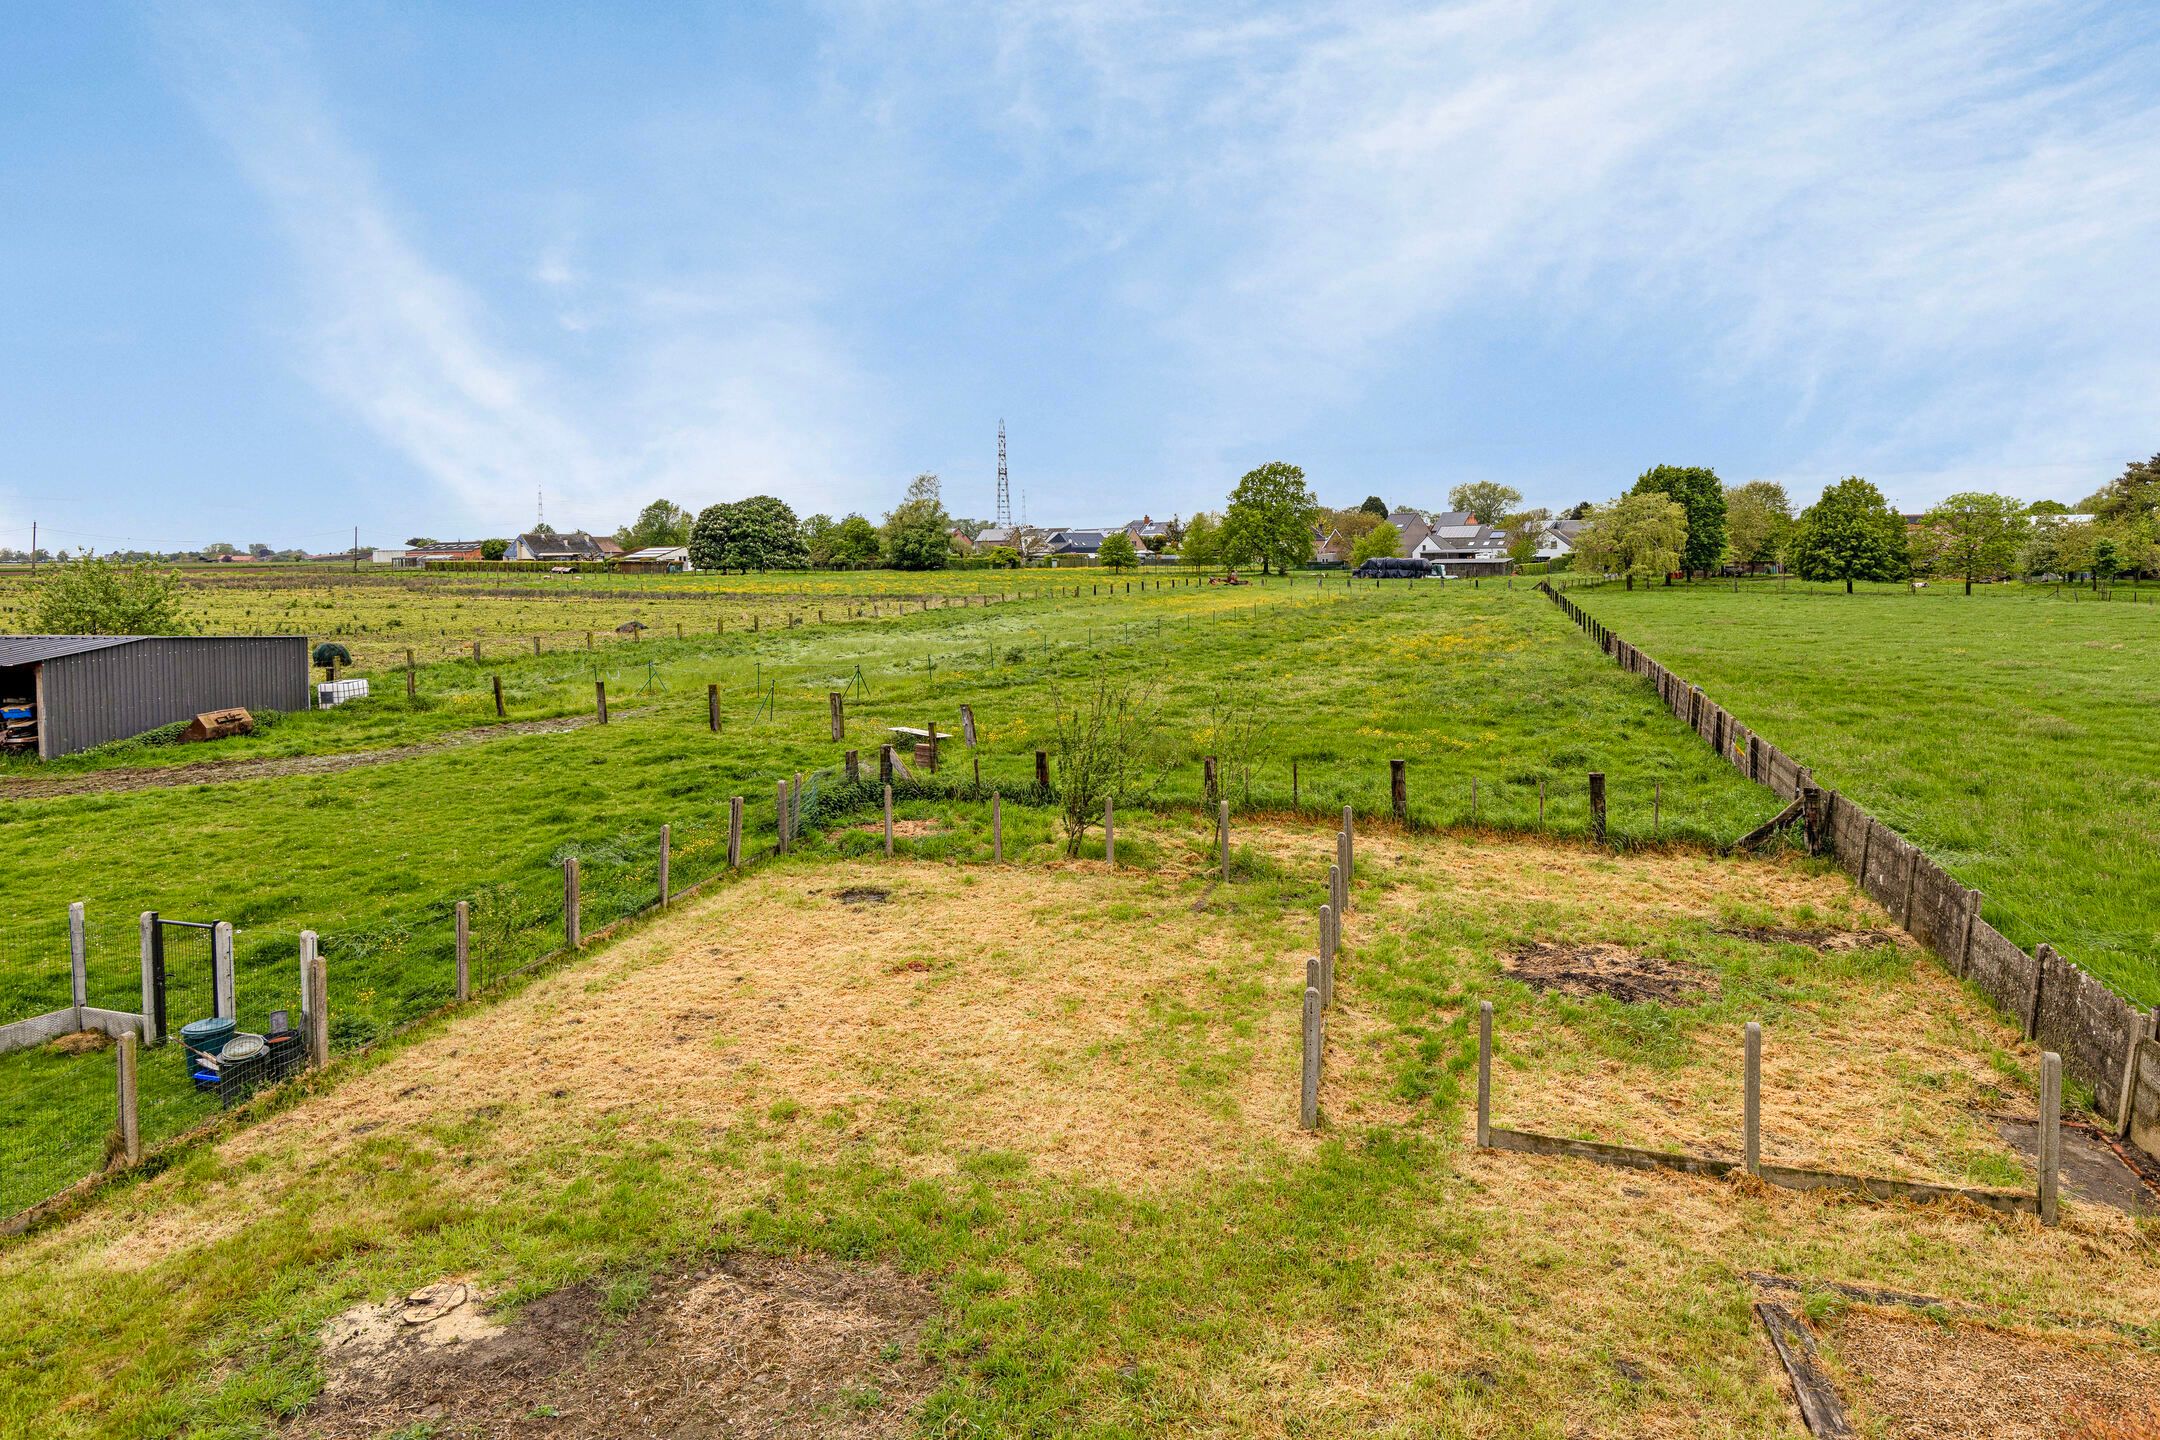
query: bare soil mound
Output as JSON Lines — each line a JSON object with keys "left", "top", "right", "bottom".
{"left": 1503, "top": 941, "right": 1718, "bottom": 1004}
{"left": 292, "top": 1253, "right": 937, "bottom": 1438}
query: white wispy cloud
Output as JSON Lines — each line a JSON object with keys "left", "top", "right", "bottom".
{"left": 838, "top": 0, "right": 2160, "bottom": 504}
{"left": 155, "top": 3, "right": 886, "bottom": 527}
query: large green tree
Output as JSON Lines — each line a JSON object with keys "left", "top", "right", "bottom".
{"left": 831, "top": 514, "right": 880, "bottom": 568}
{"left": 1181, "top": 511, "right": 1223, "bottom": 569}
{"left": 1723, "top": 481, "right": 1793, "bottom": 569}
{"left": 1915, "top": 492, "right": 2023, "bottom": 594}
{"left": 1097, "top": 531, "right": 1140, "bottom": 571}
{"left": 1447, "top": 481, "right": 1522, "bottom": 526}
{"left": 1359, "top": 495, "right": 1389, "bottom": 518}
{"left": 28, "top": 554, "right": 183, "bottom": 634}
{"left": 616, "top": 499, "right": 691, "bottom": 551}
{"left": 1220, "top": 462, "right": 1320, "bottom": 574}
{"left": 1790, "top": 476, "right": 1906, "bottom": 591}
{"left": 1350, "top": 522, "right": 1402, "bottom": 566}
{"left": 1631, "top": 465, "right": 1727, "bottom": 577}
{"left": 880, "top": 473, "right": 953, "bottom": 571}
{"left": 2083, "top": 454, "right": 2160, "bottom": 523}
{"left": 688, "top": 496, "right": 808, "bottom": 572}
{"left": 1572, "top": 493, "right": 1686, "bottom": 589}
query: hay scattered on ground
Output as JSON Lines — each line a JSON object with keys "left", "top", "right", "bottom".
{"left": 49, "top": 1031, "right": 112, "bottom": 1056}
{"left": 1825, "top": 1307, "right": 2160, "bottom": 1440}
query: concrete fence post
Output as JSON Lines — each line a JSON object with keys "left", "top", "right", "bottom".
{"left": 454, "top": 900, "right": 471, "bottom": 1002}
{"left": 1588, "top": 772, "right": 1607, "bottom": 844}
{"left": 116, "top": 1030, "right": 141, "bottom": 1165}
{"left": 1390, "top": 759, "right": 1407, "bottom": 823}
{"left": 1219, "top": 800, "right": 1231, "bottom": 881}
{"left": 69, "top": 901, "right": 87, "bottom": 1025}
{"left": 992, "top": 792, "right": 1003, "bottom": 863}
{"left": 302, "top": 929, "right": 327, "bottom": 1069}
{"left": 1318, "top": 903, "right": 1335, "bottom": 1008}
{"left": 1301, "top": 970, "right": 1323, "bottom": 1130}
{"left": 1105, "top": 798, "right": 1116, "bottom": 866}
{"left": 1329, "top": 862, "right": 1343, "bottom": 924}
{"left": 212, "top": 921, "right": 235, "bottom": 1022}
{"left": 2040, "top": 1051, "right": 2062, "bottom": 1225}
{"left": 728, "top": 796, "right": 744, "bottom": 868}
{"left": 1744, "top": 1021, "right": 1762, "bottom": 1176}
{"left": 1477, "top": 1000, "right": 1493, "bottom": 1148}
{"left": 776, "top": 780, "right": 790, "bottom": 853}
{"left": 138, "top": 910, "right": 158, "bottom": 1043}
{"left": 564, "top": 859, "right": 582, "bottom": 949}
{"left": 659, "top": 823, "right": 672, "bottom": 905}
{"left": 883, "top": 784, "right": 895, "bottom": 856}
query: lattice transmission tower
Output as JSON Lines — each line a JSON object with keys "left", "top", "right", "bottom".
{"left": 995, "top": 420, "right": 1012, "bottom": 529}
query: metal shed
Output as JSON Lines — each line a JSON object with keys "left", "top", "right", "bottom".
{"left": 0, "top": 635, "right": 310, "bottom": 759}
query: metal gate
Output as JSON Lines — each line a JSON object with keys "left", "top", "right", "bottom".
{"left": 144, "top": 915, "right": 231, "bottom": 1042}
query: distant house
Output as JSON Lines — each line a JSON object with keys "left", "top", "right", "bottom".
{"left": 592, "top": 536, "right": 623, "bottom": 558}
{"left": 508, "top": 531, "right": 612, "bottom": 563}
{"left": 1409, "top": 512, "right": 1512, "bottom": 575}
{"left": 617, "top": 545, "right": 692, "bottom": 573}
{"left": 948, "top": 528, "right": 977, "bottom": 555}
{"left": 1386, "top": 510, "right": 1435, "bottom": 558}
{"left": 1534, "top": 518, "right": 1586, "bottom": 563}
{"left": 1040, "top": 529, "right": 1109, "bottom": 558}
{"left": 1123, "top": 516, "right": 1174, "bottom": 549}
{"left": 406, "top": 541, "right": 487, "bottom": 567}
{"left": 1313, "top": 526, "right": 1349, "bottom": 566}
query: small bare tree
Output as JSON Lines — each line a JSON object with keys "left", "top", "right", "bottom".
{"left": 1049, "top": 677, "right": 1169, "bottom": 856}
{"left": 1199, "top": 688, "right": 1263, "bottom": 807}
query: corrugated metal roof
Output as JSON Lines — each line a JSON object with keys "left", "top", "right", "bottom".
{"left": 0, "top": 635, "right": 144, "bottom": 666}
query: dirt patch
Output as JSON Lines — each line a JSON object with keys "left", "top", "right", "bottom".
{"left": 293, "top": 1253, "right": 938, "bottom": 1439}
{"left": 1991, "top": 1116, "right": 2160, "bottom": 1217}
{"left": 0, "top": 714, "right": 601, "bottom": 799}
{"left": 1825, "top": 1307, "right": 2160, "bottom": 1440}
{"left": 834, "top": 886, "right": 891, "bottom": 906}
{"left": 1718, "top": 924, "right": 1907, "bottom": 952}
{"left": 857, "top": 819, "right": 942, "bottom": 839}
{"left": 48, "top": 1030, "right": 112, "bottom": 1056}
{"left": 1503, "top": 942, "right": 1718, "bottom": 1004}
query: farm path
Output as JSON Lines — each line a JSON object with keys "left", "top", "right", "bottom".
{"left": 0, "top": 712, "right": 607, "bottom": 798}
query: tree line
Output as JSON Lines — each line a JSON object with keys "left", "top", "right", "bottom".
{"left": 1567, "top": 454, "right": 2160, "bottom": 592}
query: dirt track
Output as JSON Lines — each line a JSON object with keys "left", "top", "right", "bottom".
{"left": 0, "top": 714, "right": 598, "bottom": 799}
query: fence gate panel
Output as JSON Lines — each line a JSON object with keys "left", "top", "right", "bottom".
{"left": 150, "top": 919, "right": 224, "bottom": 1034}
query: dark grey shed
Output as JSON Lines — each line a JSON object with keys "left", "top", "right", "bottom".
{"left": 0, "top": 635, "right": 310, "bottom": 759}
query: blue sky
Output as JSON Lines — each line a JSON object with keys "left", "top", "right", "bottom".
{"left": 3, "top": 2, "right": 2157, "bottom": 552}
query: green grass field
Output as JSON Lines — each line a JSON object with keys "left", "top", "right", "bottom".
{"left": 1, "top": 574, "right": 1780, "bottom": 1217}
{"left": 1574, "top": 579, "right": 2160, "bottom": 1004}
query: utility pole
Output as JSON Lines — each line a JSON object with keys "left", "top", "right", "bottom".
{"left": 28, "top": 521, "right": 35, "bottom": 577}
{"left": 352, "top": 525, "right": 359, "bottom": 574}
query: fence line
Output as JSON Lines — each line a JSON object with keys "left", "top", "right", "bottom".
{"left": 1537, "top": 580, "right": 2160, "bottom": 1154}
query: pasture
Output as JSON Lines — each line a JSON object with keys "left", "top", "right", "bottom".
{"left": 1575, "top": 580, "right": 2160, "bottom": 1005}
{"left": 1, "top": 573, "right": 1778, "bottom": 1216}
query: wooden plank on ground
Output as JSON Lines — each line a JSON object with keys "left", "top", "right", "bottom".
{"left": 1755, "top": 1301, "right": 1856, "bottom": 1438}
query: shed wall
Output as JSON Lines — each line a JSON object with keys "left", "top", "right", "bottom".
{"left": 39, "top": 637, "right": 309, "bottom": 756}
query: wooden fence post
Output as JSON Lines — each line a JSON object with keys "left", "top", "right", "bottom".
{"left": 595, "top": 680, "right": 608, "bottom": 724}
{"left": 1747, "top": 735, "right": 1761, "bottom": 785}
{"left": 845, "top": 749, "right": 860, "bottom": 783}
{"left": 883, "top": 784, "right": 895, "bottom": 857}
{"left": 1800, "top": 784, "right": 1824, "bottom": 855}
{"left": 1588, "top": 772, "right": 1607, "bottom": 844}
{"left": 1035, "top": 750, "right": 1050, "bottom": 790}
{"left": 728, "top": 797, "right": 744, "bottom": 868}
{"left": 992, "top": 792, "right": 1003, "bottom": 862}
{"left": 881, "top": 745, "right": 895, "bottom": 786}
{"left": 1219, "top": 800, "right": 1231, "bottom": 881}
{"left": 1301, "top": 971, "right": 1323, "bottom": 1130}
{"left": 116, "top": 1029, "right": 141, "bottom": 1164}
{"left": 303, "top": 930, "right": 328, "bottom": 1069}
{"left": 1204, "top": 756, "right": 1218, "bottom": 807}
{"left": 830, "top": 691, "right": 845, "bottom": 741}
{"left": 491, "top": 674, "right": 505, "bottom": 718}
{"left": 1538, "top": 777, "right": 1546, "bottom": 825}
{"left": 564, "top": 859, "right": 581, "bottom": 949}
{"left": 1744, "top": 1021, "right": 1762, "bottom": 1176}
{"left": 1390, "top": 759, "right": 1407, "bottom": 823}
{"left": 1105, "top": 798, "right": 1115, "bottom": 866}
{"left": 659, "top": 823, "right": 671, "bottom": 905}
{"left": 707, "top": 683, "right": 720, "bottom": 733}
{"left": 1477, "top": 1000, "right": 1493, "bottom": 1147}
{"left": 406, "top": 648, "right": 416, "bottom": 699}
{"left": 2040, "top": 1051, "right": 2062, "bottom": 1225}
{"left": 776, "top": 780, "right": 790, "bottom": 853}
{"left": 455, "top": 900, "right": 470, "bottom": 1002}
